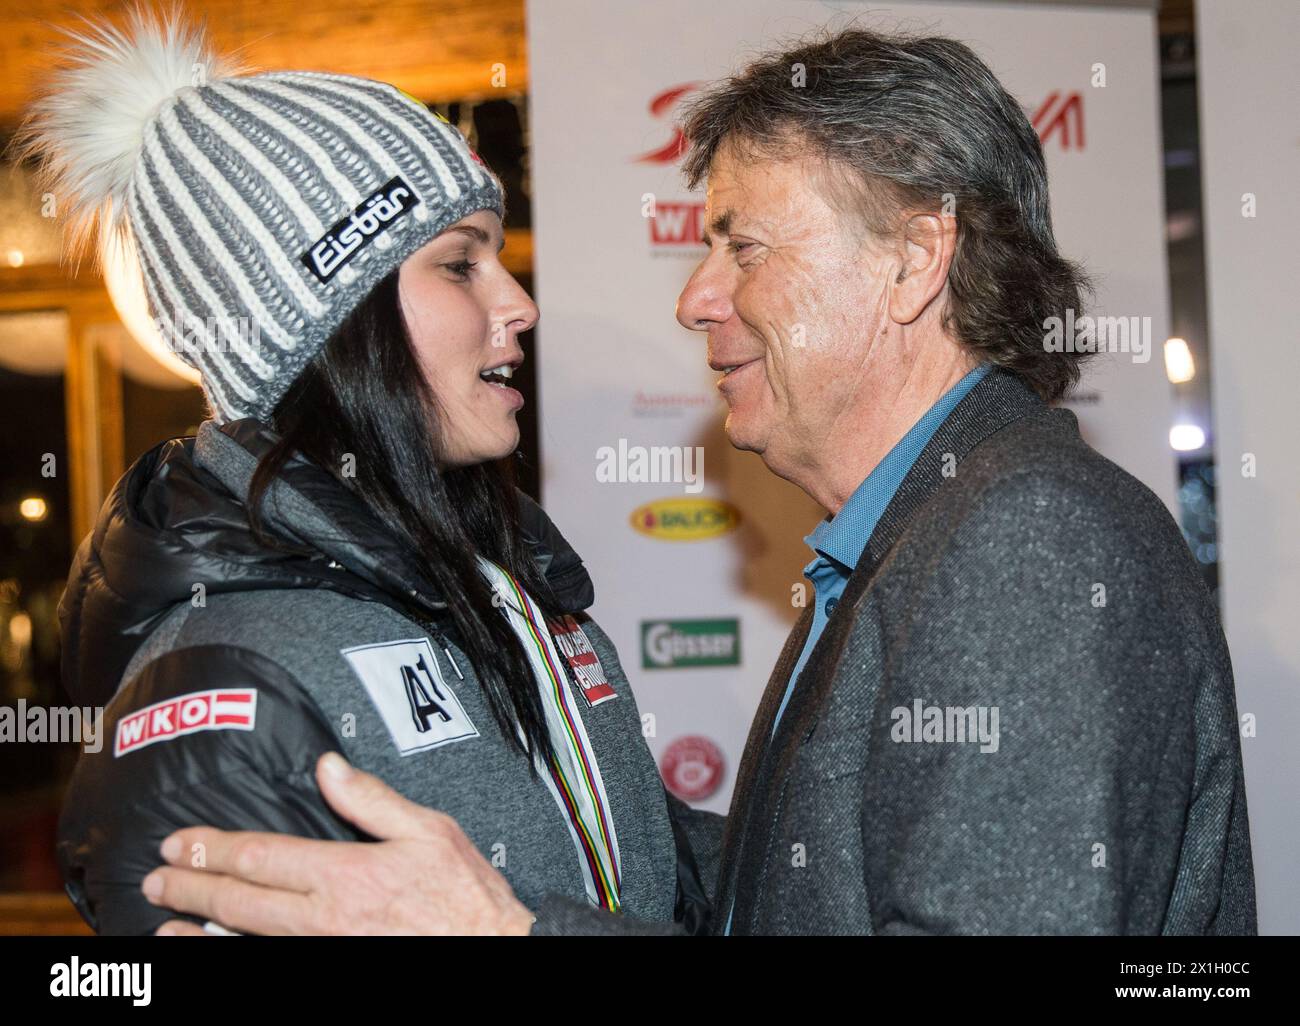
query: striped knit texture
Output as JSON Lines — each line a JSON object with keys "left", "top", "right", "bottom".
{"left": 127, "top": 70, "right": 502, "bottom": 423}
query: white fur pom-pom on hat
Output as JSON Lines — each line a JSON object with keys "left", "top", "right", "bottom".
{"left": 11, "top": 3, "right": 501, "bottom": 425}
{"left": 13, "top": 3, "right": 242, "bottom": 268}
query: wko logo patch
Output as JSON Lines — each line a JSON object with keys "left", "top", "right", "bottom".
{"left": 342, "top": 638, "right": 479, "bottom": 756}
{"left": 114, "top": 689, "right": 256, "bottom": 757}
{"left": 630, "top": 497, "right": 740, "bottom": 541}
{"left": 642, "top": 619, "right": 740, "bottom": 670}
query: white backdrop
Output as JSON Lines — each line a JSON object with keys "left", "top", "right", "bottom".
{"left": 528, "top": 0, "right": 1174, "bottom": 812}
{"left": 1198, "top": 0, "right": 1300, "bottom": 936}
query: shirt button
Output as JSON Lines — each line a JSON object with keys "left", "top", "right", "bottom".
{"left": 826, "top": 597, "right": 839, "bottom": 616}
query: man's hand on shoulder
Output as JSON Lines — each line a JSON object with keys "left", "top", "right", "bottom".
{"left": 144, "top": 753, "right": 535, "bottom": 936}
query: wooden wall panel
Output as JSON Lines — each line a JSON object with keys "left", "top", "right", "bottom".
{"left": 0, "top": 0, "right": 529, "bottom": 129}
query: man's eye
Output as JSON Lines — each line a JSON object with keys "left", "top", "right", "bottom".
{"left": 727, "top": 240, "right": 756, "bottom": 256}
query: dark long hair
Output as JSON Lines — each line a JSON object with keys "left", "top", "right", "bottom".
{"left": 248, "top": 269, "right": 560, "bottom": 768}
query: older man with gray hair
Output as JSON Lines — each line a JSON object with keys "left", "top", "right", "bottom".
{"left": 144, "top": 27, "right": 1255, "bottom": 936}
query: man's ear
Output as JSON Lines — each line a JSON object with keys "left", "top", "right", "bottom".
{"left": 887, "top": 211, "right": 957, "bottom": 325}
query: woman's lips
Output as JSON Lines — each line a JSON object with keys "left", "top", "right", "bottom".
{"left": 481, "top": 377, "right": 524, "bottom": 410}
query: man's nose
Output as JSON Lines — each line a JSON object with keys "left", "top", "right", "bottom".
{"left": 676, "top": 261, "right": 732, "bottom": 332}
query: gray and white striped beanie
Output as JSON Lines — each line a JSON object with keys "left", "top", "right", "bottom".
{"left": 18, "top": 8, "right": 503, "bottom": 423}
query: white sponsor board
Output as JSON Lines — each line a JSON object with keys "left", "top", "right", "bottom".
{"left": 529, "top": 0, "right": 1174, "bottom": 812}
{"left": 1198, "top": 0, "right": 1300, "bottom": 935}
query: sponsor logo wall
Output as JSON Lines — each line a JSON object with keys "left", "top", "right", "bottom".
{"left": 1198, "top": 0, "right": 1299, "bottom": 934}
{"left": 529, "top": 0, "right": 1173, "bottom": 811}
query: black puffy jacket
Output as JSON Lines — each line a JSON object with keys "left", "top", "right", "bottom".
{"left": 56, "top": 419, "right": 715, "bottom": 934}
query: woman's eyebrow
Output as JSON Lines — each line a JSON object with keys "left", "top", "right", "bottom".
{"left": 442, "top": 224, "right": 505, "bottom": 252}
{"left": 444, "top": 225, "right": 490, "bottom": 244}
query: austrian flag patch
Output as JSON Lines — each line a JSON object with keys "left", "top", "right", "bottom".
{"left": 114, "top": 689, "right": 257, "bottom": 758}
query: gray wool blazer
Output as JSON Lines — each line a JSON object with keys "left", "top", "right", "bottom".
{"left": 717, "top": 368, "right": 1256, "bottom": 935}
{"left": 536, "top": 367, "right": 1256, "bottom": 935}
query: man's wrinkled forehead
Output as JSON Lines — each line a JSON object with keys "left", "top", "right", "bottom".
{"left": 701, "top": 140, "right": 847, "bottom": 246}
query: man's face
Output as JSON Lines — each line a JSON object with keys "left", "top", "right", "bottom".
{"left": 676, "top": 142, "right": 898, "bottom": 478}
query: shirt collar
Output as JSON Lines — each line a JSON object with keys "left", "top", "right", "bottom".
{"left": 804, "top": 363, "right": 991, "bottom": 574}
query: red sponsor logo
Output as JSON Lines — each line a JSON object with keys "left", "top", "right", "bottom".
{"left": 1032, "top": 91, "right": 1085, "bottom": 151}
{"left": 649, "top": 201, "right": 706, "bottom": 246}
{"left": 631, "top": 390, "right": 714, "bottom": 417}
{"left": 660, "top": 735, "right": 726, "bottom": 801}
{"left": 632, "top": 83, "right": 702, "bottom": 164}
{"left": 549, "top": 615, "right": 617, "bottom": 707}
{"left": 114, "top": 688, "right": 258, "bottom": 757}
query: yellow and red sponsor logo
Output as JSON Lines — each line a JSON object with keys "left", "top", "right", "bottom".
{"left": 629, "top": 497, "right": 741, "bottom": 541}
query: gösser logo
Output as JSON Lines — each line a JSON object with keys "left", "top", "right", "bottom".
{"left": 642, "top": 619, "right": 740, "bottom": 670}
{"left": 630, "top": 497, "right": 741, "bottom": 541}
{"left": 301, "top": 174, "right": 422, "bottom": 283}
{"left": 660, "top": 735, "right": 726, "bottom": 802}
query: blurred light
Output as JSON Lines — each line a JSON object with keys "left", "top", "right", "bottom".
{"left": 1164, "top": 337, "right": 1195, "bottom": 383}
{"left": 1170, "top": 424, "right": 1206, "bottom": 451}
{"left": 101, "top": 229, "right": 202, "bottom": 385}
{"left": 1165, "top": 211, "right": 1200, "bottom": 242}
{"left": 8, "top": 611, "right": 31, "bottom": 649}
{"left": 18, "top": 496, "right": 47, "bottom": 521}
{"left": 6, "top": 249, "right": 23, "bottom": 267}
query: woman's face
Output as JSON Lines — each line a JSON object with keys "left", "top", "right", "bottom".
{"left": 397, "top": 209, "right": 538, "bottom": 467}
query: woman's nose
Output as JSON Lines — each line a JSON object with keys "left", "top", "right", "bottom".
{"left": 497, "top": 278, "right": 539, "bottom": 339}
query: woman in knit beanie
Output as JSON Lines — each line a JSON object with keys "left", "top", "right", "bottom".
{"left": 16, "top": 6, "right": 700, "bottom": 934}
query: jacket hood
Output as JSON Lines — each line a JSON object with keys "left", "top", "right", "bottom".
{"left": 58, "top": 419, "right": 595, "bottom": 708}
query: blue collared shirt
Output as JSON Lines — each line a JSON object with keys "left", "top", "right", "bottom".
{"left": 722, "top": 361, "right": 989, "bottom": 935}
{"left": 771, "top": 362, "right": 990, "bottom": 734}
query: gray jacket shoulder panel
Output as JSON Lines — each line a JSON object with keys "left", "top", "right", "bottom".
{"left": 102, "top": 588, "right": 679, "bottom": 925}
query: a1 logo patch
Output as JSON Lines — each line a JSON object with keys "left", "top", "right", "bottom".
{"left": 549, "top": 615, "right": 617, "bottom": 707}
{"left": 341, "top": 638, "right": 479, "bottom": 755}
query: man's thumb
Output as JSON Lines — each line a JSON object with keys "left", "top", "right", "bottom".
{"left": 316, "top": 751, "right": 432, "bottom": 840}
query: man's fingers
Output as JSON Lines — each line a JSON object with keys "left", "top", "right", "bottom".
{"left": 315, "top": 752, "right": 442, "bottom": 841}
{"left": 159, "top": 827, "right": 321, "bottom": 893}
{"left": 154, "top": 919, "right": 209, "bottom": 936}
{"left": 143, "top": 866, "right": 317, "bottom": 936}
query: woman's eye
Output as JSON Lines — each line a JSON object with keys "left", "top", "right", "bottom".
{"left": 444, "top": 260, "right": 476, "bottom": 279}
